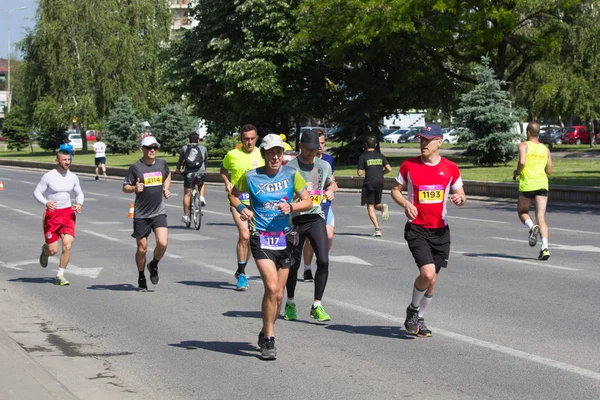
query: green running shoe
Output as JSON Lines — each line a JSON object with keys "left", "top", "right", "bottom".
{"left": 310, "top": 305, "right": 331, "bottom": 322}
{"left": 55, "top": 276, "right": 70, "bottom": 286}
{"left": 39, "top": 244, "right": 49, "bottom": 268}
{"left": 284, "top": 303, "right": 297, "bottom": 321}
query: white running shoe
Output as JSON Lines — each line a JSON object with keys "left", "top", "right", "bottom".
{"left": 200, "top": 196, "right": 206, "bottom": 206}
{"left": 181, "top": 215, "right": 190, "bottom": 224}
{"left": 381, "top": 204, "right": 389, "bottom": 221}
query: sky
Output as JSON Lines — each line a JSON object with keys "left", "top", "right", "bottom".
{"left": 0, "top": 0, "right": 37, "bottom": 59}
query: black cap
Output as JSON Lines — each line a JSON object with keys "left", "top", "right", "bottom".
{"left": 300, "top": 130, "right": 321, "bottom": 150}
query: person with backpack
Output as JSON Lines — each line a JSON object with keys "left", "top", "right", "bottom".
{"left": 175, "top": 133, "right": 208, "bottom": 225}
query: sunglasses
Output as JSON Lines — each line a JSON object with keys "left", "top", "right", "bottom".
{"left": 143, "top": 146, "right": 159, "bottom": 151}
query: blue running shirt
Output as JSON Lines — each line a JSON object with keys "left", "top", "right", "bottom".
{"left": 235, "top": 165, "right": 306, "bottom": 233}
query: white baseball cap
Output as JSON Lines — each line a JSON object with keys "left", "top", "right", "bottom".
{"left": 141, "top": 136, "right": 160, "bottom": 148}
{"left": 261, "top": 134, "right": 284, "bottom": 150}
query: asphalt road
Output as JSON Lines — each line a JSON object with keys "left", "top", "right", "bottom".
{"left": 1, "top": 165, "right": 599, "bottom": 400}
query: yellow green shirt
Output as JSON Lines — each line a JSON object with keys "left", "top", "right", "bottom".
{"left": 519, "top": 141, "right": 549, "bottom": 192}
{"left": 222, "top": 147, "right": 265, "bottom": 204}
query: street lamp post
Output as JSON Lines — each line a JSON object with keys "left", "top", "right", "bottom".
{"left": 1, "top": 6, "right": 28, "bottom": 113}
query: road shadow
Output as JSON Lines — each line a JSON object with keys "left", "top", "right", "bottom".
{"left": 169, "top": 340, "right": 259, "bottom": 358}
{"left": 326, "top": 324, "right": 414, "bottom": 340}
{"left": 177, "top": 280, "right": 237, "bottom": 290}
{"left": 168, "top": 225, "right": 191, "bottom": 231}
{"left": 460, "top": 252, "right": 538, "bottom": 261}
{"left": 334, "top": 232, "right": 373, "bottom": 238}
{"left": 206, "top": 222, "right": 236, "bottom": 227}
{"left": 7, "top": 277, "right": 55, "bottom": 284}
{"left": 87, "top": 283, "right": 139, "bottom": 291}
{"left": 222, "top": 310, "right": 328, "bottom": 326}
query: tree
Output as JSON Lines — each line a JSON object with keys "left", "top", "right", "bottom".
{"left": 18, "top": 0, "right": 172, "bottom": 152}
{"left": 150, "top": 104, "right": 197, "bottom": 156}
{"left": 2, "top": 106, "right": 29, "bottom": 151}
{"left": 454, "top": 58, "right": 525, "bottom": 166}
{"left": 102, "top": 97, "right": 142, "bottom": 154}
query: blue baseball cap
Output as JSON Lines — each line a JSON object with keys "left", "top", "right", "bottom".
{"left": 416, "top": 124, "right": 443, "bottom": 139}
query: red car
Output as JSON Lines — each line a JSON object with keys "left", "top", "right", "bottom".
{"left": 562, "top": 126, "right": 590, "bottom": 144}
{"left": 86, "top": 130, "right": 100, "bottom": 141}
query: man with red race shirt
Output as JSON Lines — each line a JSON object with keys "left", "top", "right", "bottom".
{"left": 391, "top": 124, "right": 466, "bottom": 337}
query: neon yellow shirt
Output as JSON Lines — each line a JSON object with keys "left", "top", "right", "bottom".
{"left": 519, "top": 141, "right": 548, "bottom": 192}
{"left": 222, "top": 147, "right": 265, "bottom": 204}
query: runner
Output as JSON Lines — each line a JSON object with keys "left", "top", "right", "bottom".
{"left": 229, "top": 134, "right": 312, "bottom": 360}
{"left": 34, "top": 150, "right": 84, "bottom": 286}
{"left": 175, "top": 132, "right": 208, "bottom": 225}
{"left": 513, "top": 121, "right": 553, "bottom": 260}
{"left": 122, "top": 136, "right": 171, "bottom": 291}
{"left": 284, "top": 129, "right": 337, "bottom": 322}
{"left": 220, "top": 124, "right": 265, "bottom": 291}
{"left": 390, "top": 124, "right": 466, "bottom": 337}
{"left": 93, "top": 135, "right": 107, "bottom": 180}
{"left": 302, "top": 128, "right": 335, "bottom": 281}
{"left": 357, "top": 134, "right": 392, "bottom": 237}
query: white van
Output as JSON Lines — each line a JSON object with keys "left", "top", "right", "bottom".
{"left": 68, "top": 133, "right": 83, "bottom": 150}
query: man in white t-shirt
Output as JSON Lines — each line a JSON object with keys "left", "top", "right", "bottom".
{"left": 33, "top": 150, "right": 85, "bottom": 286}
{"left": 93, "top": 136, "right": 107, "bottom": 180}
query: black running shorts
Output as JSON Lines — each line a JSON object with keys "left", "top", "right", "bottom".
{"left": 250, "top": 231, "right": 297, "bottom": 270}
{"left": 94, "top": 157, "right": 106, "bottom": 166}
{"left": 132, "top": 214, "right": 168, "bottom": 239}
{"left": 183, "top": 171, "right": 205, "bottom": 189}
{"left": 519, "top": 189, "right": 548, "bottom": 199}
{"left": 361, "top": 182, "right": 383, "bottom": 206}
{"left": 404, "top": 222, "right": 451, "bottom": 273}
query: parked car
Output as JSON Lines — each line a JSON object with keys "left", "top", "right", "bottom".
{"left": 539, "top": 127, "right": 566, "bottom": 145}
{"left": 68, "top": 133, "right": 83, "bottom": 150}
{"left": 384, "top": 129, "right": 408, "bottom": 143}
{"left": 399, "top": 126, "right": 424, "bottom": 143}
{"left": 562, "top": 125, "right": 590, "bottom": 144}
{"left": 440, "top": 128, "right": 458, "bottom": 144}
{"left": 86, "top": 130, "right": 100, "bottom": 141}
{"left": 283, "top": 150, "right": 298, "bottom": 165}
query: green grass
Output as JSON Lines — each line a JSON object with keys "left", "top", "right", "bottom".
{"left": 2, "top": 142, "right": 599, "bottom": 187}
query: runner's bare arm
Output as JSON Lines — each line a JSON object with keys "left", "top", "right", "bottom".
{"left": 513, "top": 141, "right": 528, "bottom": 179}
{"left": 220, "top": 166, "right": 233, "bottom": 193}
{"left": 163, "top": 173, "right": 171, "bottom": 199}
{"left": 450, "top": 187, "right": 466, "bottom": 207}
{"left": 391, "top": 181, "right": 418, "bottom": 219}
{"left": 545, "top": 148, "right": 553, "bottom": 175}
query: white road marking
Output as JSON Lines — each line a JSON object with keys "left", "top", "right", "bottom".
{"left": 169, "top": 233, "right": 214, "bottom": 241}
{"left": 87, "top": 191, "right": 109, "bottom": 197}
{"left": 47, "top": 259, "right": 103, "bottom": 278}
{"left": 0, "top": 261, "right": 24, "bottom": 270}
{"left": 453, "top": 251, "right": 580, "bottom": 271}
{"left": 164, "top": 253, "right": 183, "bottom": 259}
{"left": 87, "top": 221, "right": 124, "bottom": 225}
{"left": 0, "top": 177, "right": 13, "bottom": 181}
{"left": 80, "top": 229, "right": 121, "bottom": 242}
{"left": 448, "top": 215, "right": 508, "bottom": 224}
{"left": 328, "top": 299, "right": 600, "bottom": 381}
{"left": 14, "top": 209, "right": 36, "bottom": 216}
{"left": 551, "top": 227, "right": 600, "bottom": 236}
{"left": 329, "top": 255, "right": 372, "bottom": 266}
{"left": 492, "top": 237, "right": 600, "bottom": 253}
{"left": 0, "top": 204, "right": 8, "bottom": 208}
{"left": 21, "top": 181, "right": 35, "bottom": 185}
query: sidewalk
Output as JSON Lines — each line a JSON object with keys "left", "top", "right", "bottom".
{"left": 0, "top": 326, "right": 79, "bottom": 400}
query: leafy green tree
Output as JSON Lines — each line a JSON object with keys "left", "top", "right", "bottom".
{"left": 454, "top": 58, "right": 525, "bottom": 166}
{"left": 103, "top": 97, "right": 142, "bottom": 154}
{"left": 18, "top": 0, "right": 172, "bottom": 152}
{"left": 150, "top": 104, "right": 197, "bottom": 156}
{"left": 33, "top": 97, "right": 71, "bottom": 151}
{"left": 2, "top": 106, "right": 29, "bottom": 151}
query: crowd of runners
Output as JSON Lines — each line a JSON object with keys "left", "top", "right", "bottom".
{"left": 32, "top": 122, "right": 552, "bottom": 360}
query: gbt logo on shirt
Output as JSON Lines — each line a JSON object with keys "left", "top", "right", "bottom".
{"left": 255, "top": 179, "right": 290, "bottom": 194}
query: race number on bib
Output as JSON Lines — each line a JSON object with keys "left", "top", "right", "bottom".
{"left": 418, "top": 184, "right": 445, "bottom": 204}
{"left": 143, "top": 171, "right": 163, "bottom": 187}
{"left": 259, "top": 231, "right": 286, "bottom": 250}
{"left": 239, "top": 192, "right": 250, "bottom": 201}
{"left": 310, "top": 189, "right": 324, "bottom": 205}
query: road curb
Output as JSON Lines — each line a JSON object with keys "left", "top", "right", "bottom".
{"left": 1, "top": 159, "right": 599, "bottom": 204}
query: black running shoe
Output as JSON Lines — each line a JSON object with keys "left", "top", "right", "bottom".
{"left": 257, "top": 331, "right": 266, "bottom": 349}
{"left": 528, "top": 225, "right": 540, "bottom": 247}
{"left": 538, "top": 248, "right": 550, "bottom": 260}
{"left": 303, "top": 269, "right": 314, "bottom": 282}
{"left": 416, "top": 318, "right": 432, "bottom": 338}
{"left": 261, "top": 337, "right": 276, "bottom": 360}
{"left": 148, "top": 261, "right": 159, "bottom": 285}
{"left": 404, "top": 305, "right": 420, "bottom": 335}
{"left": 138, "top": 276, "right": 148, "bottom": 292}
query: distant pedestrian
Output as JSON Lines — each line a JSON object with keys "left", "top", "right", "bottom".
{"left": 34, "top": 150, "right": 84, "bottom": 286}
{"left": 357, "top": 134, "right": 392, "bottom": 237}
{"left": 93, "top": 136, "right": 107, "bottom": 180}
{"left": 122, "top": 136, "right": 171, "bottom": 291}
{"left": 513, "top": 121, "right": 553, "bottom": 260}
{"left": 58, "top": 138, "right": 74, "bottom": 161}
{"left": 175, "top": 132, "right": 208, "bottom": 225}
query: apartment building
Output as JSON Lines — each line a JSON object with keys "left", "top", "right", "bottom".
{"left": 170, "top": 0, "right": 197, "bottom": 31}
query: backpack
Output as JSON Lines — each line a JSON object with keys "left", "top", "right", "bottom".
{"left": 184, "top": 144, "right": 203, "bottom": 169}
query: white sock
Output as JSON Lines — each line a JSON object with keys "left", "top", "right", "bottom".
{"left": 313, "top": 300, "right": 321, "bottom": 308}
{"left": 411, "top": 284, "right": 426, "bottom": 309}
{"left": 57, "top": 268, "right": 65, "bottom": 277}
{"left": 419, "top": 294, "right": 433, "bottom": 318}
{"left": 541, "top": 238, "right": 548, "bottom": 250}
{"left": 286, "top": 298, "right": 295, "bottom": 305}
{"left": 524, "top": 219, "right": 534, "bottom": 229}
{"left": 304, "top": 264, "right": 312, "bottom": 272}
